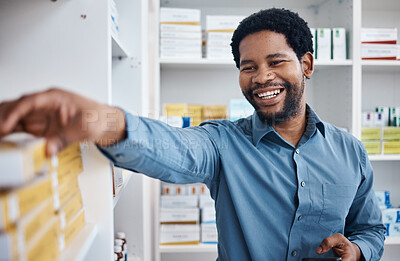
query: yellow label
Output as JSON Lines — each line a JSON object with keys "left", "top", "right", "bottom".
{"left": 60, "top": 192, "right": 83, "bottom": 228}
{"left": 204, "top": 105, "right": 227, "bottom": 120}
{"left": 26, "top": 217, "right": 59, "bottom": 261}
{"left": 164, "top": 104, "right": 188, "bottom": 117}
{"left": 361, "top": 127, "right": 381, "bottom": 141}
{"left": 24, "top": 199, "right": 55, "bottom": 244}
{"left": 64, "top": 209, "right": 85, "bottom": 246}
{"left": 56, "top": 143, "right": 81, "bottom": 166}
{"left": 57, "top": 156, "right": 84, "bottom": 186}
{"left": 383, "top": 141, "right": 400, "bottom": 154}
{"left": 32, "top": 143, "right": 47, "bottom": 175}
{"left": 362, "top": 141, "right": 381, "bottom": 155}
{"left": 57, "top": 175, "right": 80, "bottom": 209}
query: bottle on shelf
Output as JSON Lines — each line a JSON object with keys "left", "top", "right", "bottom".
{"left": 114, "top": 245, "right": 123, "bottom": 261}
{"left": 116, "top": 232, "right": 127, "bottom": 260}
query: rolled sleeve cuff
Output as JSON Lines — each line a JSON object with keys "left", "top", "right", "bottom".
{"left": 96, "top": 111, "right": 141, "bottom": 165}
{"left": 351, "top": 239, "right": 371, "bottom": 261}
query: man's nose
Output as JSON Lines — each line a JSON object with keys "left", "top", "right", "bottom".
{"left": 252, "top": 67, "right": 275, "bottom": 84}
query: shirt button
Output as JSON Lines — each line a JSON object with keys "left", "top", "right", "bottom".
{"left": 301, "top": 181, "right": 306, "bottom": 187}
{"left": 291, "top": 250, "right": 297, "bottom": 256}
{"left": 295, "top": 149, "right": 300, "bottom": 154}
{"left": 298, "top": 215, "right": 303, "bottom": 221}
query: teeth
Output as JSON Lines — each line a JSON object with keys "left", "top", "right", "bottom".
{"left": 257, "top": 89, "right": 281, "bottom": 99}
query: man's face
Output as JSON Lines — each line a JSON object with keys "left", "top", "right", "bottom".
{"left": 238, "top": 30, "right": 306, "bottom": 125}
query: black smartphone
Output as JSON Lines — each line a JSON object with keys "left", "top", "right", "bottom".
{"left": 302, "top": 258, "right": 342, "bottom": 261}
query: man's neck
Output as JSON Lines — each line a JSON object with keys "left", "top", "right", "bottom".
{"left": 273, "top": 106, "right": 307, "bottom": 147}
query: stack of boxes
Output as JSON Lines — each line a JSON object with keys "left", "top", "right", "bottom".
{"left": 311, "top": 28, "right": 347, "bottom": 61}
{"left": 0, "top": 134, "right": 86, "bottom": 261}
{"left": 361, "top": 28, "right": 399, "bottom": 60}
{"left": 159, "top": 183, "right": 217, "bottom": 245}
{"left": 205, "top": 15, "right": 244, "bottom": 60}
{"left": 378, "top": 191, "right": 400, "bottom": 237}
{"left": 160, "top": 8, "right": 202, "bottom": 59}
{"left": 362, "top": 107, "right": 400, "bottom": 155}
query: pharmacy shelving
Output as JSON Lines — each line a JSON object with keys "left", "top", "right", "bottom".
{"left": 160, "top": 244, "right": 217, "bottom": 253}
{"left": 112, "top": 35, "right": 131, "bottom": 58}
{"left": 113, "top": 170, "right": 134, "bottom": 208}
{"left": 362, "top": 60, "right": 400, "bottom": 67}
{"left": 386, "top": 237, "right": 400, "bottom": 246}
{"left": 369, "top": 155, "right": 400, "bottom": 161}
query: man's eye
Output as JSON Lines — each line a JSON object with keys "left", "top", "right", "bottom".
{"left": 271, "top": 60, "right": 284, "bottom": 66}
{"left": 241, "top": 66, "right": 254, "bottom": 71}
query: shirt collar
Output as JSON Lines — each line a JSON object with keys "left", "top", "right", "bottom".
{"left": 251, "top": 104, "right": 325, "bottom": 146}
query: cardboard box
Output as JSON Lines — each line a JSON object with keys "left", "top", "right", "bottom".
{"left": 160, "top": 51, "right": 202, "bottom": 59}
{"left": 160, "top": 224, "right": 200, "bottom": 245}
{"left": 62, "top": 208, "right": 86, "bottom": 247}
{"left": 160, "top": 24, "right": 201, "bottom": 32}
{"left": 50, "top": 143, "right": 81, "bottom": 168}
{"left": 383, "top": 141, "right": 400, "bottom": 154}
{"left": 160, "top": 38, "right": 202, "bottom": 47}
{"left": 361, "top": 127, "right": 381, "bottom": 140}
{"left": 361, "top": 28, "right": 397, "bottom": 44}
{"left": 332, "top": 28, "right": 347, "bottom": 60}
{"left": 53, "top": 156, "right": 84, "bottom": 186}
{"left": 199, "top": 195, "right": 214, "bottom": 209}
{"left": 0, "top": 133, "right": 47, "bottom": 187}
{"left": 58, "top": 192, "right": 84, "bottom": 231}
{"left": 201, "top": 207, "right": 216, "bottom": 223}
{"left": 361, "top": 44, "right": 397, "bottom": 60}
{"left": 160, "top": 208, "right": 199, "bottom": 224}
{"left": 316, "top": 28, "right": 332, "bottom": 60}
{"left": 160, "top": 31, "right": 201, "bottom": 40}
{"left": 206, "top": 15, "right": 244, "bottom": 32}
{"left": 160, "top": 195, "right": 198, "bottom": 208}
{"left": 362, "top": 141, "right": 381, "bottom": 155}
{"left": 53, "top": 174, "right": 80, "bottom": 211}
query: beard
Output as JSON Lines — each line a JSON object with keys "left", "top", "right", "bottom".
{"left": 242, "top": 78, "right": 305, "bottom": 126}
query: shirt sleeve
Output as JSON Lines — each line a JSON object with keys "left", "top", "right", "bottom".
{"left": 345, "top": 143, "right": 386, "bottom": 261}
{"left": 97, "top": 112, "right": 221, "bottom": 188}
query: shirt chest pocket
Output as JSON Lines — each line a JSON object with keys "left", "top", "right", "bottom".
{"left": 318, "top": 183, "right": 358, "bottom": 232}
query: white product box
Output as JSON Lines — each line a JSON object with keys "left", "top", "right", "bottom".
{"left": 361, "top": 44, "right": 397, "bottom": 60}
{"left": 397, "top": 45, "right": 400, "bottom": 60}
{"left": 160, "top": 8, "right": 200, "bottom": 23}
{"left": 310, "top": 28, "right": 316, "bottom": 55}
{"left": 207, "top": 46, "right": 232, "bottom": 59}
{"left": 385, "top": 223, "right": 400, "bottom": 236}
{"left": 187, "top": 183, "right": 201, "bottom": 195}
{"left": 316, "top": 28, "right": 332, "bottom": 60}
{"left": 361, "top": 28, "right": 397, "bottom": 44}
{"left": 160, "top": 38, "right": 202, "bottom": 47}
{"left": 229, "top": 99, "right": 254, "bottom": 121}
{"left": 208, "top": 32, "right": 233, "bottom": 42}
{"left": 376, "top": 191, "right": 391, "bottom": 205}
{"left": 160, "top": 208, "right": 199, "bottom": 224}
{"left": 361, "top": 112, "right": 374, "bottom": 127}
{"left": 199, "top": 184, "right": 210, "bottom": 196}
{"left": 373, "top": 112, "right": 385, "bottom": 127}
{"left": 380, "top": 204, "right": 393, "bottom": 210}
{"left": 382, "top": 208, "right": 400, "bottom": 223}
{"left": 376, "top": 106, "right": 390, "bottom": 126}
{"left": 201, "top": 223, "right": 218, "bottom": 243}
{"left": 160, "top": 51, "right": 202, "bottom": 59}
{"left": 160, "top": 24, "right": 201, "bottom": 32}
{"left": 160, "top": 31, "right": 201, "bottom": 40}
{"left": 332, "top": 28, "right": 346, "bottom": 60}
{"left": 201, "top": 207, "right": 216, "bottom": 223}
{"left": 161, "top": 45, "right": 202, "bottom": 53}
{"left": 160, "top": 195, "right": 198, "bottom": 208}
{"left": 206, "top": 15, "right": 245, "bottom": 31}
{"left": 160, "top": 224, "right": 200, "bottom": 244}
{"left": 199, "top": 195, "right": 214, "bottom": 209}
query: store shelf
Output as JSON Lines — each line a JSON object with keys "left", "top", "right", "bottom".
{"left": 58, "top": 223, "right": 98, "bottom": 261}
{"left": 160, "top": 59, "right": 353, "bottom": 69}
{"left": 113, "top": 170, "right": 133, "bottom": 208}
{"left": 112, "top": 35, "right": 131, "bottom": 58}
{"left": 159, "top": 244, "right": 218, "bottom": 253}
{"left": 362, "top": 60, "right": 400, "bottom": 67}
{"left": 369, "top": 155, "right": 400, "bottom": 161}
{"left": 385, "top": 237, "right": 400, "bottom": 245}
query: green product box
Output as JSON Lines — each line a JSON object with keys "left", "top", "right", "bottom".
{"left": 361, "top": 127, "right": 381, "bottom": 141}
{"left": 362, "top": 141, "right": 381, "bottom": 155}
{"left": 383, "top": 141, "right": 400, "bottom": 154}
{"left": 383, "top": 127, "right": 400, "bottom": 140}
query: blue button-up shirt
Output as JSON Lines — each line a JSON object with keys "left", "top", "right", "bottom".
{"left": 99, "top": 105, "right": 385, "bottom": 261}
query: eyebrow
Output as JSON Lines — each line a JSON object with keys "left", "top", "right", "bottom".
{"left": 239, "top": 53, "right": 289, "bottom": 67}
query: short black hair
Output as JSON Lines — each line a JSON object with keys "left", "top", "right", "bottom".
{"left": 231, "top": 8, "right": 313, "bottom": 68}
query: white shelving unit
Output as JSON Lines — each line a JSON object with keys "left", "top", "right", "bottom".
{"left": 160, "top": 244, "right": 217, "bottom": 253}
{"left": 0, "top": 0, "right": 154, "bottom": 260}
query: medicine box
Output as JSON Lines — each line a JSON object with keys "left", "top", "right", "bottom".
{"left": 58, "top": 192, "right": 84, "bottom": 231}
{"left": 53, "top": 174, "right": 80, "bottom": 211}
{"left": 204, "top": 105, "right": 227, "bottom": 120}
{"left": 206, "top": 15, "right": 244, "bottom": 32}
{"left": 160, "top": 24, "right": 201, "bottom": 33}
{"left": 160, "top": 195, "right": 198, "bottom": 208}
{"left": 361, "top": 127, "right": 381, "bottom": 140}
{"left": 383, "top": 127, "right": 400, "bottom": 140}
{"left": 362, "top": 141, "right": 381, "bottom": 155}
{"left": 385, "top": 223, "right": 400, "bottom": 237}
{"left": 199, "top": 195, "right": 214, "bottom": 209}
{"left": 361, "top": 28, "right": 397, "bottom": 44}
{"left": 332, "top": 28, "right": 346, "bottom": 60}
{"left": 160, "top": 8, "right": 201, "bottom": 24}
{"left": 201, "top": 207, "right": 216, "bottom": 224}
{"left": 383, "top": 141, "right": 400, "bottom": 154}
{"left": 62, "top": 208, "right": 86, "bottom": 247}
{"left": 383, "top": 208, "right": 400, "bottom": 223}
{"left": 316, "top": 28, "right": 332, "bottom": 60}
{"left": 201, "top": 223, "right": 218, "bottom": 243}
{"left": 361, "top": 44, "right": 397, "bottom": 60}
{"left": 160, "top": 224, "right": 200, "bottom": 245}
{"left": 375, "top": 191, "right": 391, "bottom": 205}
{"left": 160, "top": 208, "right": 199, "bottom": 224}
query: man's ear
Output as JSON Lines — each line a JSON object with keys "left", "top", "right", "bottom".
{"left": 301, "top": 52, "right": 314, "bottom": 79}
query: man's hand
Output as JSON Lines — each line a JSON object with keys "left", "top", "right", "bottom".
{"left": 0, "top": 88, "right": 126, "bottom": 156}
{"left": 316, "top": 233, "right": 362, "bottom": 261}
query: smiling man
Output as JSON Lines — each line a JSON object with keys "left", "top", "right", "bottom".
{"left": 0, "top": 8, "right": 385, "bottom": 261}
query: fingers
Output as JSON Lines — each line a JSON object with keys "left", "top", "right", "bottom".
{"left": 317, "top": 233, "right": 346, "bottom": 255}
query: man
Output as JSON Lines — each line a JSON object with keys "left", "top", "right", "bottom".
{"left": 0, "top": 8, "right": 385, "bottom": 261}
